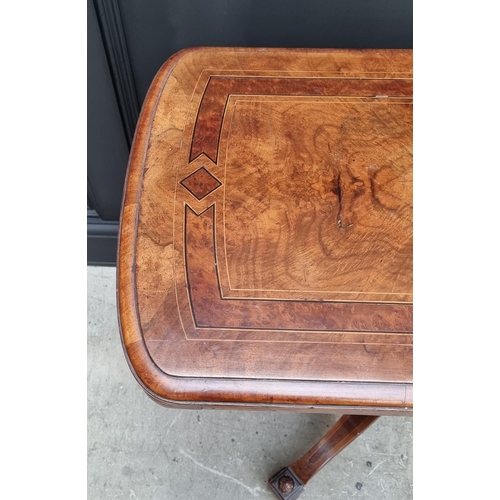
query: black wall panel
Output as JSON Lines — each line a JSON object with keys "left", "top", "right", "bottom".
{"left": 88, "top": 0, "right": 131, "bottom": 265}
{"left": 88, "top": 0, "right": 130, "bottom": 222}
{"left": 119, "top": 0, "right": 413, "bottom": 103}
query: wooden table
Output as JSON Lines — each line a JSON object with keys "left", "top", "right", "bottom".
{"left": 118, "top": 47, "right": 412, "bottom": 499}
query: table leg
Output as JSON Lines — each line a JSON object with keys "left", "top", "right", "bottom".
{"left": 268, "top": 415, "right": 379, "bottom": 499}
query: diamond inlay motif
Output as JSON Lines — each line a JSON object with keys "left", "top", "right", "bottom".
{"left": 180, "top": 167, "right": 222, "bottom": 200}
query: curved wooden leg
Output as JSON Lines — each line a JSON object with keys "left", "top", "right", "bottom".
{"left": 268, "top": 415, "right": 379, "bottom": 499}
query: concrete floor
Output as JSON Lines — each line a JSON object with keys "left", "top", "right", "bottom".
{"left": 88, "top": 266, "right": 412, "bottom": 500}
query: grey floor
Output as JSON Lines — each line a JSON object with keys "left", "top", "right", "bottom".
{"left": 88, "top": 266, "right": 412, "bottom": 500}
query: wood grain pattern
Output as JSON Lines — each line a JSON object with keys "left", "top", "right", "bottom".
{"left": 117, "top": 47, "right": 413, "bottom": 414}
{"left": 220, "top": 96, "right": 412, "bottom": 303}
{"left": 290, "top": 415, "right": 379, "bottom": 484}
{"left": 186, "top": 205, "right": 411, "bottom": 333}
{"left": 191, "top": 76, "right": 412, "bottom": 162}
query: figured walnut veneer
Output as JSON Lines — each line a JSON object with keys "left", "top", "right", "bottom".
{"left": 118, "top": 47, "right": 413, "bottom": 415}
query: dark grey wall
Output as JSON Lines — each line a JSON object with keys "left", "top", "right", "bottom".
{"left": 119, "top": 0, "right": 413, "bottom": 103}
{"left": 88, "top": 0, "right": 129, "bottom": 221}
{"left": 88, "top": 0, "right": 412, "bottom": 265}
{"left": 88, "top": 0, "right": 130, "bottom": 265}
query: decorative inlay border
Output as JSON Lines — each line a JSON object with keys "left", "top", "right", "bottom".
{"left": 180, "top": 167, "right": 222, "bottom": 200}
{"left": 190, "top": 76, "right": 413, "bottom": 162}
{"left": 183, "top": 204, "right": 412, "bottom": 338}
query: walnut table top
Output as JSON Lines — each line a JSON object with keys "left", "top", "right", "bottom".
{"left": 117, "top": 47, "right": 413, "bottom": 416}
